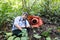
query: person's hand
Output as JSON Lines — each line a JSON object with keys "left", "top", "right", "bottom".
{"left": 20, "top": 28, "right": 22, "bottom": 30}
{"left": 26, "top": 26, "right": 29, "bottom": 28}
{"left": 26, "top": 26, "right": 30, "bottom": 28}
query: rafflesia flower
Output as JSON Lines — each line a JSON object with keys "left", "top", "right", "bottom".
{"left": 27, "top": 15, "right": 43, "bottom": 28}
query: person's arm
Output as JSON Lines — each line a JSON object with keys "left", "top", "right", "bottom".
{"left": 14, "top": 17, "right": 22, "bottom": 30}
{"left": 26, "top": 20, "right": 30, "bottom": 28}
{"left": 14, "top": 24, "right": 22, "bottom": 30}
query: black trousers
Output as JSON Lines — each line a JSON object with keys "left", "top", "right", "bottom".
{"left": 12, "top": 28, "right": 32, "bottom": 37}
{"left": 12, "top": 29, "right": 22, "bottom": 37}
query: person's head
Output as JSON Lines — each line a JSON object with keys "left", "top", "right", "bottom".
{"left": 22, "top": 12, "right": 28, "bottom": 19}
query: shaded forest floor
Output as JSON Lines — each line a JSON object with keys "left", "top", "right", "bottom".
{"left": 0, "top": 16, "right": 60, "bottom": 40}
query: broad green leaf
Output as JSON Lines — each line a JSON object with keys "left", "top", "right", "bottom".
{"left": 7, "top": 36, "right": 16, "bottom": 40}
{"left": 6, "top": 33, "right": 12, "bottom": 36}
{"left": 46, "top": 37, "right": 51, "bottom": 40}
{"left": 15, "top": 37, "right": 20, "bottom": 40}
{"left": 33, "top": 34, "right": 41, "bottom": 38}
{"left": 21, "top": 37, "right": 28, "bottom": 40}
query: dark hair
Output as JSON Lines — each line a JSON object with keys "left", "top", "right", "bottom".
{"left": 22, "top": 12, "right": 28, "bottom": 16}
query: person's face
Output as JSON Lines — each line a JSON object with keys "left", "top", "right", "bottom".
{"left": 23, "top": 14, "right": 28, "bottom": 19}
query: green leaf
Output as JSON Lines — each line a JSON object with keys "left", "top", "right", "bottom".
{"left": 6, "top": 33, "right": 12, "bottom": 36}
{"left": 41, "top": 31, "right": 50, "bottom": 37}
{"left": 21, "top": 37, "right": 28, "bottom": 40}
{"left": 33, "top": 34, "right": 41, "bottom": 39}
{"left": 46, "top": 37, "right": 51, "bottom": 40}
{"left": 7, "top": 36, "right": 16, "bottom": 40}
{"left": 15, "top": 37, "right": 20, "bottom": 40}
